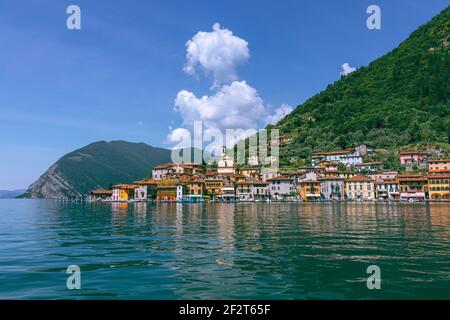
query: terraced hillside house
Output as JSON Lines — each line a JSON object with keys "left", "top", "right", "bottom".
{"left": 428, "top": 159, "right": 450, "bottom": 173}
{"left": 399, "top": 151, "right": 429, "bottom": 170}
{"left": 354, "top": 162, "right": 384, "bottom": 172}
{"left": 345, "top": 176, "right": 375, "bottom": 201}
{"left": 312, "top": 148, "right": 363, "bottom": 167}
{"left": 152, "top": 164, "right": 174, "bottom": 180}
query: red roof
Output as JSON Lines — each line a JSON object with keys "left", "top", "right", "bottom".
{"left": 237, "top": 181, "right": 268, "bottom": 185}
{"left": 346, "top": 176, "right": 374, "bottom": 182}
{"left": 354, "top": 162, "right": 383, "bottom": 166}
{"left": 90, "top": 189, "right": 113, "bottom": 195}
{"left": 429, "top": 159, "right": 450, "bottom": 163}
{"left": 400, "top": 151, "right": 428, "bottom": 155}
{"left": 267, "top": 176, "right": 294, "bottom": 182}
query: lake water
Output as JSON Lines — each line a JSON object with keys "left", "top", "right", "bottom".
{"left": 0, "top": 199, "right": 449, "bottom": 299}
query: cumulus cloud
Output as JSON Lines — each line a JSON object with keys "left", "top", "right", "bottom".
{"left": 183, "top": 23, "right": 250, "bottom": 84}
{"left": 265, "top": 104, "right": 293, "bottom": 125}
{"left": 341, "top": 63, "right": 357, "bottom": 76}
{"left": 174, "top": 80, "right": 265, "bottom": 131}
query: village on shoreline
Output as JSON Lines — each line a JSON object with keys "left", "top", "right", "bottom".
{"left": 86, "top": 143, "right": 450, "bottom": 204}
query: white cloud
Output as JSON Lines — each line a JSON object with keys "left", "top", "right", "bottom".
{"left": 341, "top": 63, "right": 357, "bottom": 76}
{"left": 183, "top": 23, "right": 250, "bottom": 84}
{"left": 265, "top": 104, "right": 293, "bottom": 125}
{"left": 174, "top": 80, "right": 265, "bottom": 131}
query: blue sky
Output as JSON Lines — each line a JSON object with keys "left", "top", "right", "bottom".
{"left": 0, "top": 0, "right": 448, "bottom": 189}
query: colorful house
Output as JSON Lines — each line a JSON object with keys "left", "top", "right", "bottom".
{"left": 428, "top": 159, "right": 450, "bottom": 173}
{"left": 374, "top": 179, "right": 399, "bottom": 200}
{"left": 112, "top": 184, "right": 137, "bottom": 201}
{"left": 298, "top": 180, "right": 321, "bottom": 201}
{"left": 133, "top": 179, "right": 158, "bottom": 201}
{"left": 319, "top": 176, "right": 345, "bottom": 201}
{"left": 204, "top": 178, "right": 224, "bottom": 200}
{"left": 399, "top": 151, "right": 429, "bottom": 169}
{"left": 312, "top": 149, "right": 363, "bottom": 167}
{"left": 428, "top": 174, "right": 450, "bottom": 200}
{"left": 345, "top": 176, "right": 375, "bottom": 201}
{"left": 236, "top": 181, "right": 269, "bottom": 201}
{"left": 267, "top": 177, "right": 296, "bottom": 200}
{"left": 397, "top": 174, "right": 428, "bottom": 201}
{"left": 156, "top": 179, "right": 178, "bottom": 201}
{"left": 354, "top": 161, "right": 384, "bottom": 172}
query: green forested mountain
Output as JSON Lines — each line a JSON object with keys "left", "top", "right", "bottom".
{"left": 274, "top": 6, "right": 450, "bottom": 164}
{"left": 20, "top": 141, "right": 172, "bottom": 198}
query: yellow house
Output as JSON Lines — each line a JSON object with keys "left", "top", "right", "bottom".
{"left": 157, "top": 179, "right": 178, "bottom": 201}
{"left": 428, "top": 174, "right": 450, "bottom": 199}
{"left": 189, "top": 179, "right": 204, "bottom": 196}
{"left": 345, "top": 176, "right": 375, "bottom": 200}
{"left": 112, "top": 184, "right": 137, "bottom": 201}
{"left": 204, "top": 178, "right": 223, "bottom": 200}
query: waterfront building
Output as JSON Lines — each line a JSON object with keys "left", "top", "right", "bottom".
{"left": 236, "top": 181, "right": 269, "bottom": 201}
{"left": 156, "top": 179, "right": 178, "bottom": 201}
{"left": 204, "top": 178, "right": 224, "bottom": 200}
{"left": 312, "top": 149, "right": 363, "bottom": 167}
{"left": 319, "top": 176, "right": 345, "bottom": 201}
{"left": 219, "top": 182, "right": 237, "bottom": 202}
{"left": 133, "top": 179, "right": 158, "bottom": 201}
{"left": 298, "top": 180, "right": 321, "bottom": 201}
{"left": 428, "top": 159, "right": 450, "bottom": 173}
{"left": 354, "top": 161, "right": 384, "bottom": 172}
{"left": 399, "top": 151, "right": 429, "bottom": 170}
{"left": 89, "top": 189, "right": 113, "bottom": 201}
{"left": 176, "top": 184, "right": 189, "bottom": 202}
{"left": 189, "top": 179, "right": 204, "bottom": 196}
{"left": 374, "top": 179, "right": 399, "bottom": 200}
{"left": 345, "top": 176, "right": 375, "bottom": 201}
{"left": 112, "top": 184, "right": 137, "bottom": 201}
{"left": 428, "top": 174, "right": 450, "bottom": 200}
{"left": 267, "top": 177, "right": 296, "bottom": 200}
{"left": 397, "top": 174, "right": 428, "bottom": 201}
{"left": 248, "top": 153, "right": 260, "bottom": 166}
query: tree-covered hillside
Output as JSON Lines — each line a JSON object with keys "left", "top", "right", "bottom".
{"left": 274, "top": 6, "right": 450, "bottom": 164}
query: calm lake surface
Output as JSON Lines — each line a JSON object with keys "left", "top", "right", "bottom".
{"left": 0, "top": 199, "right": 449, "bottom": 299}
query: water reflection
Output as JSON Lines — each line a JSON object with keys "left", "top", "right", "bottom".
{"left": 0, "top": 200, "right": 449, "bottom": 299}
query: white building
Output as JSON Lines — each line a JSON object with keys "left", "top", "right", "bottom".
{"left": 217, "top": 146, "right": 236, "bottom": 175}
{"left": 312, "top": 149, "right": 363, "bottom": 167}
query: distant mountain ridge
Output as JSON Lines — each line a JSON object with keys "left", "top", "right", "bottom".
{"left": 272, "top": 6, "right": 450, "bottom": 164}
{"left": 0, "top": 190, "right": 26, "bottom": 199}
{"left": 20, "top": 141, "right": 173, "bottom": 198}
